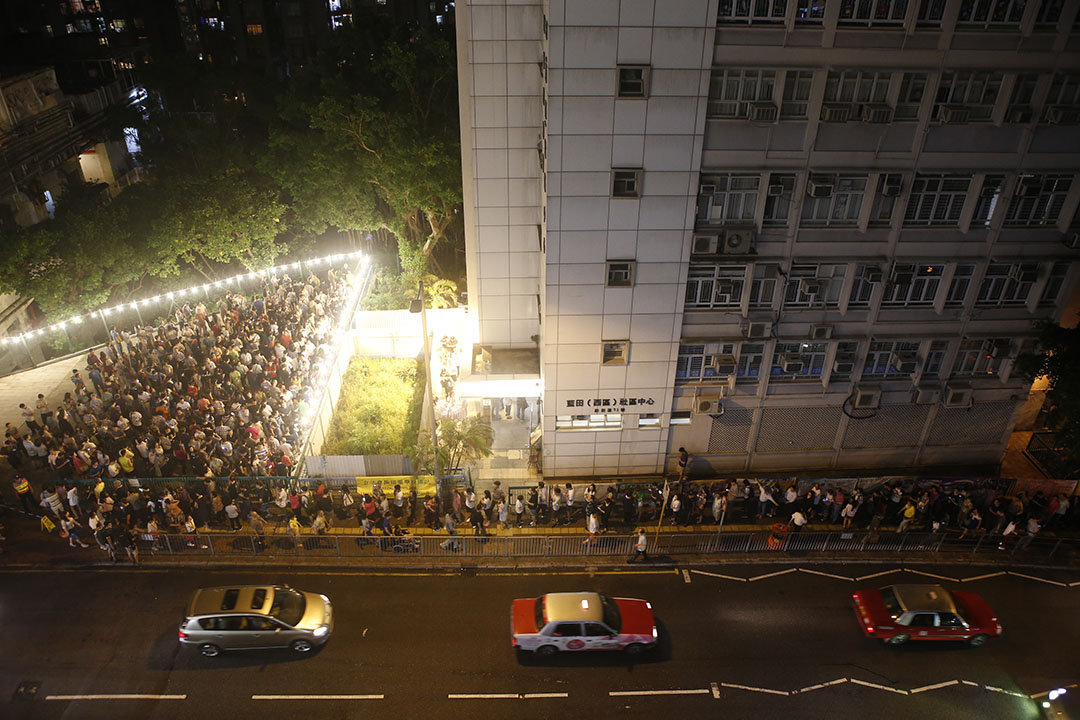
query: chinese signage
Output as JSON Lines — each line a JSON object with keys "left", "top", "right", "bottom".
{"left": 565, "top": 397, "right": 656, "bottom": 413}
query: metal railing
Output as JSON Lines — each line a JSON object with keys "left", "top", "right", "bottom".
{"left": 136, "top": 530, "right": 1079, "bottom": 562}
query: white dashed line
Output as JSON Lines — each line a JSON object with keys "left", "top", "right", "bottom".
{"left": 720, "top": 682, "right": 790, "bottom": 696}
{"left": 850, "top": 679, "right": 909, "bottom": 695}
{"left": 46, "top": 695, "right": 187, "bottom": 701}
{"left": 904, "top": 569, "right": 958, "bottom": 582}
{"left": 960, "top": 572, "right": 1005, "bottom": 582}
{"left": 798, "top": 679, "right": 849, "bottom": 693}
{"left": 1007, "top": 571, "right": 1068, "bottom": 587}
{"left": 710, "top": 682, "right": 720, "bottom": 699}
{"left": 252, "top": 695, "right": 384, "bottom": 700}
{"left": 799, "top": 568, "right": 853, "bottom": 581}
{"left": 747, "top": 568, "right": 798, "bottom": 582}
{"left": 910, "top": 680, "right": 960, "bottom": 694}
{"left": 855, "top": 569, "right": 902, "bottom": 581}
{"left": 691, "top": 569, "right": 747, "bottom": 582}
{"left": 682, "top": 569, "right": 692, "bottom": 583}
{"left": 961, "top": 680, "right": 980, "bottom": 686}
{"left": 449, "top": 693, "right": 568, "bottom": 699}
{"left": 609, "top": 689, "right": 711, "bottom": 697}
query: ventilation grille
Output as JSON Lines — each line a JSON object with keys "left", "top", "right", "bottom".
{"left": 708, "top": 407, "right": 753, "bottom": 453}
{"left": 755, "top": 406, "right": 842, "bottom": 452}
{"left": 842, "top": 404, "right": 930, "bottom": 448}
{"left": 926, "top": 402, "right": 1014, "bottom": 446}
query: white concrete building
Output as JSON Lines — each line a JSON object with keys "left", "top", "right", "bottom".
{"left": 456, "top": 0, "right": 1080, "bottom": 479}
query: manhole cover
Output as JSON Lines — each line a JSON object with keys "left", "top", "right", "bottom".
{"left": 14, "top": 681, "right": 40, "bottom": 701}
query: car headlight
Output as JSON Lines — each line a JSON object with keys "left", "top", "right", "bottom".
{"left": 313, "top": 625, "right": 329, "bottom": 637}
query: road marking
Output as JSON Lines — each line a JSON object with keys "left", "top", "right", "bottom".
{"left": 850, "top": 679, "right": 908, "bottom": 695}
{"left": 960, "top": 572, "right": 1005, "bottom": 582}
{"left": 799, "top": 568, "right": 853, "bottom": 581}
{"left": 682, "top": 569, "right": 692, "bottom": 583}
{"left": 720, "top": 683, "right": 790, "bottom": 696}
{"left": 609, "top": 689, "right": 711, "bottom": 697}
{"left": 1070, "top": 581, "right": 1080, "bottom": 588}
{"left": 961, "top": 680, "right": 980, "bottom": 686}
{"left": 46, "top": 695, "right": 187, "bottom": 701}
{"left": 747, "top": 568, "right": 798, "bottom": 582}
{"left": 449, "top": 693, "right": 568, "bottom": 699}
{"left": 252, "top": 695, "right": 383, "bottom": 700}
{"left": 910, "top": 680, "right": 959, "bottom": 694}
{"left": 1007, "top": 571, "right": 1067, "bottom": 587}
{"left": 856, "top": 569, "right": 901, "bottom": 581}
{"left": 691, "top": 569, "right": 747, "bottom": 582}
{"left": 904, "top": 569, "right": 958, "bottom": 582}
{"left": 798, "top": 679, "right": 849, "bottom": 693}
{"left": 710, "top": 682, "right": 720, "bottom": 699}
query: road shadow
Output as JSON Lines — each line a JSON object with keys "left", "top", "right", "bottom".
{"left": 515, "top": 619, "right": 672, "bottom": 668}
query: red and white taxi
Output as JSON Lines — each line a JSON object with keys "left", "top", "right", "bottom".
{"left": 852, "top": 583, "right": 1002, "bottom": 647}
{"left": 512, "top": 591, "right": 658, "bottom": 656}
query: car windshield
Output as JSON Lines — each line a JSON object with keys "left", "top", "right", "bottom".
{"left": 599, "top": 593, "right": 621, "bottom": 633}
{"left": 880, "top": 587, "right": 902, "bottom": 619}
{"left": 269, "top": 588, "right": 306, "bottom": 626}
{"left": 534, "top": 597, "right": 545, "bottom": 629}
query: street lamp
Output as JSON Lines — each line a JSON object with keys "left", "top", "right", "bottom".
{"left": 410, "top": 282, "right": 443, "bottom": 504}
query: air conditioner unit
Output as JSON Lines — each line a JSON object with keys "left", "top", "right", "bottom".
{"left": 833, "top": 353, "right": 856, "bottom": 374}
{"left": 699, "top": 184, "right": 717, "bottom": 196}
{"left": 1009, "top": 264, "right": 1038, "bottom": 283}
{"left": 719, "top": 228, "right": 755, "bottom": 254}
{"left": 715, "top": 281, "right": 736, "bottom": 296}
{"left": 1063, "top": 232, "right": 1080, "bottom": 250}
{"left": 710, "top": 353, "right": 737, "bottom": 374}
{"left": 745, "top": 321, "right": 772, "bottom": 339}
{"left": 821, "top": 103, "right": 851, "bottom": 122}
{"left": 861, "top": 265, "right": 883, "bottom": 283}
{"left": 881, "top": 174, "right": 903, "bottom": 197}
{"left": 890, "top": 351, "right": 919, "bottom": 375}
{"left": 748, "top": 101, "right": 779, "bottom": 123}
{"left": 943, "top": 383, "right": 973, "bottom": 408}
{"left": 861, "top": 103, "right": 893, "bottom": 123}
{"left": 781, "top": 353, "right": 805, "bottom": 373}
{"left": 810, "top": 324, "right": 833, "bottom": 340}
{"left": 890, "top": 266, "right": 914, "bottom": 286}
{"left": 911, "top": 385, "right": 941, "bottom": 405}
{"left": 854, "top": 386, "right": 881, "bottom": 409}
{"left": 800, "top": 278, "right": 824, "bottom": 297}
{"left": 767, "top": 183, "right": 786, "bottom": 197}
{"left": 937, "top": 104, "right": 970, "bottom": 124}
{"left": 695, "top": 397, "right": 723, "bottom": 415}
{"left": 1046, "top": 105, "right": 1080, "bottom": 125}
{"left": 807, "top": 178, "right": 834, "bottom": 198}
{"left": 988, "top": 339, "right": 1012, "bottom": 358}
{"left": 1005, "top": 105, "right": 1033, "bottom": 124}
{"left": 692, "top": 234, "right": 719, "bottom": 255}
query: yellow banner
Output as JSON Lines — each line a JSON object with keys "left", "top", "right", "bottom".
{"left": 354, "top": 475, "right": 437, "bottom": 498}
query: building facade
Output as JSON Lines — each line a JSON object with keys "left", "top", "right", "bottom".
{"left": 457, "top": 0, "right": 1080, "bottom": 479}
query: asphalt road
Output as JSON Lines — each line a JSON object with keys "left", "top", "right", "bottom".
{"left": 1, "top": 563, "right": 1078, "bottom": 720}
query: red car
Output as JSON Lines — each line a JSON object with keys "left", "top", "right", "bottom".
{"left": 852, "top": 583, "right": 1002, "bottom": 647}
{"left": 511, "top": 591, "right": 658, "bottom": 656}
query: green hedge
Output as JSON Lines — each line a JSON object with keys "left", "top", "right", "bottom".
{"left": 321, "top": 356, "right": 424, "bottom": 456}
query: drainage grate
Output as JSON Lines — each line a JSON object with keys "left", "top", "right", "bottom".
{"left": 14, "top": 681, "right": 40, "bottom": 701}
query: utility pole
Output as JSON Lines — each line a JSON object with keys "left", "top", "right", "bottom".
{"left": 410, "top": 282, "right": 443, "bottom": 504}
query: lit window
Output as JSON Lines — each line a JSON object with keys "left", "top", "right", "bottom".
{"left": 247, "top": 23, "right": 263, "bottom": 35}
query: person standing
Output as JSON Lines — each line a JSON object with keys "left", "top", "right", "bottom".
{"left": 583, "top": 511, "right": 600, "bottom": 546}
{"left": 225, "top": 499, "right": 241, "bottom": 530}
{"left": 61, "top": 513, "right": 91, "bottom": 548}
{"left": 66, "top": 484, "right": 82, "bottom": 518}
{"left": 629, "top": 528, "right": 648, "bottom": 563}
{"left": 790, "top": 508, "right": 809, "bottom": 532}
{"left": 12, "top": 475, "right": 37, "bottom": 514}
{"left": 550, "top": 486, "right": 563, "bottom": 527}
{"left": 677, "top": 447, "right": 689, "bottom": 480}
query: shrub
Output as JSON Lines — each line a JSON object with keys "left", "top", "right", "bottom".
{"left": 321, "top": 356, "right": 423, "bottom": 456}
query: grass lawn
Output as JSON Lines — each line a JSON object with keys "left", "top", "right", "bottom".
{"left": 321, "top": 356, "right": 425, "bottom": 456}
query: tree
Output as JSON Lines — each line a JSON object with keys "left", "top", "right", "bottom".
{"left": 1016, "top": 319, "right": 1080, "bottom": 472}
{"left": 406, "top": 416, "right": 493, "bottom": 476}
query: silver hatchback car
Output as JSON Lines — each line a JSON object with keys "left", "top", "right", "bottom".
{"left": 179, "top": 585, "right": 333, "bottom": 657}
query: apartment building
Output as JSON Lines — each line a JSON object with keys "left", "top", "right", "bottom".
{"left": 456, "top": 0, "right": 1080, "bottom": 479}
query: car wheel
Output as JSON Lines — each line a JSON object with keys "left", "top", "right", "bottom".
{"left": 623, "top": 643, "right": 645, "bottom": 656}
{"left": 291, "top": 639, "right": 314, "bottom": 653}
{"left": 967, "top": 634, "right": 988, "bottom": 648}
{"left": 536, "top": 645, "right": 558, "bottom": 657}
{"left": 886, "top": 634, "right": 910, "bottom": 646}
{"left": 199, "top": 643, "right": 221, "bottom": 657}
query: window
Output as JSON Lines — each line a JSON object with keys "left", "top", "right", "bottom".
{"left": 831, "top": 341, "right": 860, "bottom": 380}
{"left": 796, "top": 0, "right": 827, "bottom": 22}
{"left": 717, "top": 0, "right": 788, "bottom": 23}
{"left": 737, "top": 343, "right": 765, "bottom": 378}
{"left": 1040, "top": 262, "right": 1070, "bottom": 306}
{"left": 951, "top": 338, "right": 1006, "bottom": 376}
{"left": 956, "top": 0, "right": 1028, "bottom": 28}
{"left": 862, "top": 341, "right": 920, "bottom": 377}
{"left": 1009, "top": 73, "right": 1038, "bottom": 109}
{"left": 638, "top": 413, "right": 661, "bottom": 428}
{"left": 903, "top": 175, "right": 971, "bottom": 226}
{"left": 1035, "top": 0, "right": 1065, "bottom": 26}
{"left": 770, "top": 342, "right": 828, "bottom": 380}
{"left": 697, "top": 175, "right": 760, "bottom": 224}
{"left": 1005, "top": 174, "right": 1073, "bottom": 226}
{"left": 585, "top": 622, "right": 613, "bottom": 636}
{"left": 945, "top": 264, "right": 975, "bottom": 307}
{"left": 677, "top": 343, "right": 737, "bottom": 382}
{"left": 109, "top": 18, "right": 127, "bottom": 31}
{"left": 783, "top": 264, "right": 844, "bottom": 307}
{"left": 602, "top": 341, "right": 629, "bottom": 365}
{"left": 976, "top": 263, "right": 1036, "bottom": 307}
{"left": 670, "top": 411, "right": 692, "bottom": 425}
{"left": 849, "top": 265, "right": 879, "bottom": 308}
{"left": 617, "top": 66, "right": 649, "bottom": 98}
{"left": 972, "top": 175, "right": 1005, "bottom": 227}
{"left": 780, "top": 71, "right": 813, "bottom": 119}
{"left": 763, "top": 174, "right": 797, "bottom": 226}
{"left": 749, "top": 264, "right": 779, "bottom": 308}
{"left": 612, "top": 169, "right": 641, "bottom": 198}
{"left": 917, "top": 0, "right": 946, "bottom": 23}
{"left": 246, "top": 23, "right": 263, "bottom": 35}
{"left": 606, "top": 261, "right": 635, "bottom": 287}
{"left": 895, "top": 73, "right": 928, "bottom": 121}
{"left": 907, "top": 613, "right": 938, "bottom": 628}
{"left": 801, "top": 176, "right": 867, "bottom": 226}
{"left": 823, "top": 71, "right": 891, "bottom": 105}
{"left": 555, "top": 414, "right": 623, "bottom": 430}
{"left": 934, "top": 72, "right": 1003, "bottom": 121}
{"left": 707, "top": 70, "right": 775, "bottom": 118}
{"left": 550, "top": 623, "right": 582, "bottom": 636}
{"left": 221, "top": 589, "right": 240, "bottom": 610}
{"left": 922, "top": 340, "right": 949, "bottom": 377}
{"left": 1042, "top": 74, "right": 1080, "bottom": 122}
{"left": 839, "top": 0, "right": 908, "bottom": 25}
{"left": 869, "top": 174, "right": 902, "bottom": 226}
{"left": 938, "top": 613, "right": 966, "bottom": 628}
{"left": 685, "top": 265, "right": 746, "bottom": 309}
{"left": 881, "top": 263, "right": 942, "bottom": 307}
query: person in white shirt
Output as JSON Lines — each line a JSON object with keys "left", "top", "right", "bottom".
{"left": 790, "top": 509, "right": 808, "bottom": 532}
